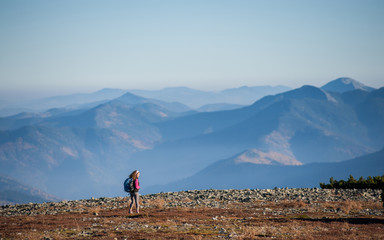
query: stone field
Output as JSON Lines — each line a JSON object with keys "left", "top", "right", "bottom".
{"left": 1, "top": 188, "right": 383, "bottom": 239}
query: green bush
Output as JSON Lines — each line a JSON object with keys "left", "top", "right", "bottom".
{"left": 320, "top": 175, "right": 384, "bottom": 189}
{"left": 320, "top": 175, "right": 384, "bottom": 207}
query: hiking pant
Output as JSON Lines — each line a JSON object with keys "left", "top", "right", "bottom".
{"left": 129, "top": 191, "right": 139, "bottom": 211}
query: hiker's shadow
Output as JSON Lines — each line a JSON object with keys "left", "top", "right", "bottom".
{"left": 127, "top": 214, "right": 144, "bottom": 219}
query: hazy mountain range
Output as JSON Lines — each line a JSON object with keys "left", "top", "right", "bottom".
{"left": 0, "top": 174, "right": 61, "bottom": 205}
{"left": 129, "top": 85, "right": 291, "bottom": 109}
{"left": 0, "top": 85, "right": 290, "bottom": 117}
{"left": 0, "top": 88, "right": 128, "bottom": 117}
{"left": 0, "top": 77, "right": 382, "bottom": 203}
{"left": 134, "top": 79, "right": 383, "bottom": 188}
{"left": 149, "top": 147, "right": 384, "bottom": 193}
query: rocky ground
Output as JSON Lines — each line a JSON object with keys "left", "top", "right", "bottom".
{"left": 1, "top": 188, "right": 383, "bottom": 239}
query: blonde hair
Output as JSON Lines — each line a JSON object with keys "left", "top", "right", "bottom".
{"left": 129, "top": 170, "right": 140, "bottom": 180}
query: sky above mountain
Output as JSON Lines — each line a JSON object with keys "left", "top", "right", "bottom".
{"left": 1, "top": 0, "right": 383, "bottom": 102}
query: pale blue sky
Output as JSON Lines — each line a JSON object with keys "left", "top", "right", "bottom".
{"left": 1, "top": 0, "right": 383, "bottom": 101}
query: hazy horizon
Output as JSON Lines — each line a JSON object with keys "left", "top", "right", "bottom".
{"left": 1, "top": 0, "right": 384, "bottom": 102}
{"left": 1, "top": 76, "right": 379, "bottom": 104}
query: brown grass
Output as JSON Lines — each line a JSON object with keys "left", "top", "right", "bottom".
{"left": 0, "top": 199, "right": 383, "bottom": 239}
{"left": 146, "top": 198, "right": 167, "bottom": 209}
{"left": 321, "top": 200, "right": 366, "bottom": 214}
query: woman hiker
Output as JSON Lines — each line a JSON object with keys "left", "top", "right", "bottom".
{"left": 129, "top": 170, "right": 141, "bottom": 214}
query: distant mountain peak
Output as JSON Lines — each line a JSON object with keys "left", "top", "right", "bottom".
{"left": 321, "top": 77, "right": 375, "bottom": 93}
{"left": 115, "top": 92, "right": 146, "bottom": 104}
{"left": 234, "top": 149, "right": 302, "bottom": 166}
{"left": 281, "top": 85, "right": 337, "bottom": 102}
{"left": 95, "top": 88, "right": 127, "bottom": 94}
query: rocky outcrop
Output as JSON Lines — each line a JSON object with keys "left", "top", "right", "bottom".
{"left": 1, "top": 188, "right": 382, "bottom": 217}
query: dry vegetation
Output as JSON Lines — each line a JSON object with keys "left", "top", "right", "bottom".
{"left": 1, "top": 196, "right": 383, "bottom": 239}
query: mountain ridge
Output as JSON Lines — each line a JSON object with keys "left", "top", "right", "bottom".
{"left": 0, "top": 174, "right": 61, "bottom": 205}
{"left": 147, "top": 147, "right": 384, "bottom": 193}
{"left": 0, "top": 78, "right": 382, "bottom": 200}
{"left": 136, "top": 85, "right": 383, "bottom": 188}
{"left": 130, "top": 85, "right": 291, "bottom": 108}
